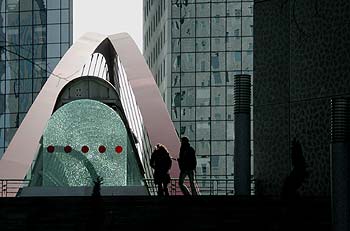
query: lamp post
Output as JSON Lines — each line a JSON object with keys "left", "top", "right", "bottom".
{"left": 234, "top": 74, "right": 251, "bottom": 195}
{"left": 330, "top": 97, "right": 350, "bottom": 231}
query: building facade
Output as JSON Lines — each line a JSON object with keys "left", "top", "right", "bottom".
{"left": 254, "top": 0, "right": 350, "bottom": 196}
{"left": 0, "top": 0, "right": 73, "bottom": 158}
{"left": 143, "top": 0, "right": 253, "bottom": 194}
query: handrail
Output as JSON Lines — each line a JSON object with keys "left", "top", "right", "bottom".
{"left": 0, "top": 178, "right": 255, "bottom": 197}
{"left": 143, "top": 178, "right": 255, "bottom": 196}
{"left": 0, "top": 179, "right": 31, "bottom": 197}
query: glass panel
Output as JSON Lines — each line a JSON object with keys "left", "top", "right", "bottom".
{"left": 180, "top": 122, "right": 195, "bottom": 141}
{"left": 181, "top": 106, "right": 195, "bottom": 121}
{"left": 181, "top": 38, "right": 195, "bottom": 52}
{"left": 7, "top": 12, "right": 19, "bottom": 26}
{"left": 227, "top": 2, "right": 241, "bottom": 17}
{"left": 196, "top": 107, "right": 210, "bottom": 121}
{"left": 172, "top": 73, "right": 180, "bottom": 87}
{"left": 171, "top": 19, "right": 180, "bottom": 37}
{"left": 20, "top": 0, "right": 32, "bottom": 11}
{"left": 196, "top": 121, "right": 210, "bottom": 141}
{"left": 47, "top": 10, "right": 60, "bottom": 24}
{"left": 211, "top": 141, "right": 226, "bottom": 155}
{"left": 180, "top": 87, "right": 195, "bottom": 106}
{"left": 181, "top": 3, "right": 195, "bottom": 18}
{"left": 196, "top": 72, "right": 210, "bottom": 87}
{"left": 196, "top": 53, "right": 210, "bottom": 72}
{"left": 212, "top": 121, "right": 226, "bottom": 140}
{"left": 196, "top": 87, "right": 210, "bottom": 106}
{"left": 20, "top": 11, "right": 32, "bottom": 25}
{"left": 181, "top": 72, "right": 195, "bottom": 87}
{"left": 196, "top": 18, "right": 210, "bottom": 37}
{"left": 61, "top": 23, "right": 69, "bottom": 43}
{"left": 226, "top": 17, "right": 241, "bottom": 36}
{"left": 212, "top": 72, "right": 225, "bottom": 86}
{"left": 181, "top": 18, "right": 194, "bottom": 37}
{"left": 211, "top": 106, "right": 225, "bottom": 120}
{"left": 227, "top": 51, "right": 241, "bottom": 70}
{"left": 20, "top": 26, "right": 33, "bottom": 45}
{"left": 172, "top": 38, "right": 180, "bottom": 52}
{"left": 47, "top": 43, "right": 60, "bottom": 57}
{"left": 42, "top": 99, "right": 128, "bottom": 186}
{"left": 211, "top": 156, "right": 226, "bottom": 175}
{"left": 60, "top": 43, "right": 70, "bottom": 56}
{"left": 211, "top": 38, "right": 225, "bottom": 51}
{"left": 212, "top": 3, "right": 225, "bottom": 17}
{"left": 242, "top": 17, "right": 253, "bottom": 36}
{"left": 242, "top": 51, "right": 253, "bottom": 71}
{"left": 47, "top": 24, "right": 60, "bottom": 43}
{"left": 181, "top": 53, "right": 195, "bottom": 72}
{"left": 242, "top": 2, "right": 254, "bottom": 16}
{"left": 195, "top": 38, "right": 210, "bottom": 52}
{"left": 47, "top": 0, "right": 60, "bottom": 9}
{"left": 4, "top": 128, "right": 16, "bottom": 146}
{"left": 61, "top": 0, "right": 69, "bottom": 8}
{"left": 211, "top": 87, "right": 226, "bottom": 106}
{"left": 196, "top": 3, "right": 210, "bottom": 17}
{"left": 19, "top": 93, "right": 32, "bottom": 112}
{"left": 19, "top": 79, "right": 32, "bottom": 93}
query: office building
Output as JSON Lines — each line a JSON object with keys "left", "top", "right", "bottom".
{"left": 0, "top": 0, "right": 73, "bottom": 158}
{"left": 143, "top": 0, "right": 254, "bottom": 194}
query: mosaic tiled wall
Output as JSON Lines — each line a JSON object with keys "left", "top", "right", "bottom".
{"left": 254, "top": 0, "right": 350, "bottom": 196}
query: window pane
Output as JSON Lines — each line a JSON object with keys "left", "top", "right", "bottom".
{"left": 47, "top": 10, "right": 60, "bottom": 24}
{"left": 47, "top": 24, "right": 60, "bottom": 43}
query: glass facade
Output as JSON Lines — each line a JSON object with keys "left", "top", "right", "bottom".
{"left": 144, "top": 0, "right": 253, "bottom": 194}
{"left": 0, "top": 0, "right": 73, "bottom": 158}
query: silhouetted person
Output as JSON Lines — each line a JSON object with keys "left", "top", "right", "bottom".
{"left": 178, "top": 136, "right": 198, "bottom": 195}
{"left": 150, "top": 144, "right": 172, "bottom": 196}
{"left": 92, "top": 176, "right": 103, "bottom": 197}
{"left": 281, "top": 138, "right": 308, "bottom": 200}
{"left": 87, "top": 176, "right": 105, "bottom": 231}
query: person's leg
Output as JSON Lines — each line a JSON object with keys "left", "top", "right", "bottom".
{"left": 163, "top": 182, "right": 169, "bottom": 196}
{"left": 188, "top": 171, "right": 198, "bottom": 195}
{"left": 157, "top": 183, "right": 164, "bottom": 196}
{"left": 179, "top": 171, "right": 190, "bottom": 195}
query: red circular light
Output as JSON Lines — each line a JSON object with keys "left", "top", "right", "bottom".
{"left": 64, "top": 145, "right": 72, "bottom": 153}
{"left": 81, "top": 145, "right": 89, "bottom": 153}
{"left": 99, "top": 145, "right": 106, "bottom": 153}
{"left": 115, "top": 146, "right": 123, "bottom": 154}
{"left": 47, "top": 145, "right": 54, "bottom": 153}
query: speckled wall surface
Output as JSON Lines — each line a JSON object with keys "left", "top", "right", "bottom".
{"left": 254, "top": 0, "right": 350, "bottom": 196}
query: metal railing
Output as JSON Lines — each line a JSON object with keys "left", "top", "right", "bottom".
{"left": 0, "top": 179, "right": 31, "bottom": 197}
{"left": 0, "top": 178, "right": 255, "bottom": 197}
{"left": 143, "top": 178, "right": 255, "bottom": 196}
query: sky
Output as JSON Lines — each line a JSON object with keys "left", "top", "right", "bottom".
{"left": 73, "top": 0, "right": 143, "bottom": 52}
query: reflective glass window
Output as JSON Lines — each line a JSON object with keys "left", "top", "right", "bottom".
{"left": 47, "top": 10, "right": 60, "bottom": 24}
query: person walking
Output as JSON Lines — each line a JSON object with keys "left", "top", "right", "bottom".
{"left": 150, "top": 144, "right": 172, "bottom": 196}
{"left": 178, "top": 136, "right": 198, "bottom": 195}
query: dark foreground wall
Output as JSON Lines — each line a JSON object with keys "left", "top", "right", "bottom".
{"left": 254, "top": 0, "right": 350, "bottom": 196}
{"left": 0, "top": 196, "right": 330, "bottom": 230}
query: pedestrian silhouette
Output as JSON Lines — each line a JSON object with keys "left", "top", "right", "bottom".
{"left": 178, "top": 136, "right": 198, "bottom": 195}
{"left": 150, "top": 144, "right": 172, "bottom": 196}
{"left": 281, "top": 138, "right": 308, "bottom": 200}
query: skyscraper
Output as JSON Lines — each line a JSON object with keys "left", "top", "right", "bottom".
{"left": 143, "top": 0, "right": 253, "bottom": 194}
{"left": 0, "top": 0, "right": 73, "bottom": 158}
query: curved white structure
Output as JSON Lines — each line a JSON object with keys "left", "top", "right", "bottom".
{"left": 0, "top": 33, "right": 180, "bottom": 184}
